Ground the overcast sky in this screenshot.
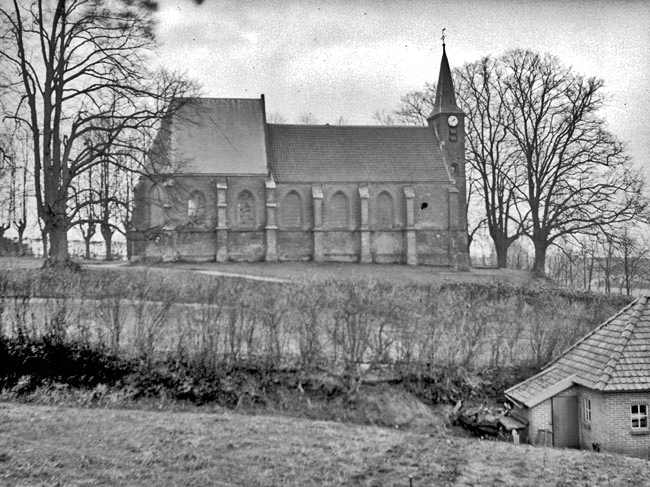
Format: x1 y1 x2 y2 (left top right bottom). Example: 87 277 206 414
153 0 650 171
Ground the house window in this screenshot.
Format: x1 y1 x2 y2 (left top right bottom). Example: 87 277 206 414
237 190 255 228
376 191 394 229
187 190 206 224
631 404 648 429
282 191 302 229
329 192 349 229
583 397 591 422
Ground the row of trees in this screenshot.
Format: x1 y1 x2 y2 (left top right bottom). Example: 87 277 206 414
546 226 650 295
0 0 198 265
0 131 29 252
378 50 648 275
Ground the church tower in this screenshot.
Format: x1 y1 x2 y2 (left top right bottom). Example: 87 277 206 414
427 38 469 269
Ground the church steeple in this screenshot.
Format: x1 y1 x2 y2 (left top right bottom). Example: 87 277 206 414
426 32 469 271
429 41 462 119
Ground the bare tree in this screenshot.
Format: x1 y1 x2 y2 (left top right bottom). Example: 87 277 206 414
10 139 29 254
618 227 649 296
74 162 97 260
297 112 319 124
383 50 646 274
455 57 526 267
502 50 646 275
0 0 198 266
266 111 287 124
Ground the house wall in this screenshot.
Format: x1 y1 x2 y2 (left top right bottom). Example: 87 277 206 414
577 387 605 453
525 387 650 458
588 390 650 458
527 399 553 446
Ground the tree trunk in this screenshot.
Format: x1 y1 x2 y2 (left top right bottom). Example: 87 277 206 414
495 240 508 268
490 230 512 269
104 234 113 261
126 230 132 261
16 221 26 256
40 229 49 258
46 225 70 266
532 239 548 276
101 223 114 261
83 236 92 260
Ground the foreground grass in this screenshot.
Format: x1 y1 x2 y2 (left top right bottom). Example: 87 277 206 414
1 403 648 487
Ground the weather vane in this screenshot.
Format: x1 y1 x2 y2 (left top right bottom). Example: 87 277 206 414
441 28 446 46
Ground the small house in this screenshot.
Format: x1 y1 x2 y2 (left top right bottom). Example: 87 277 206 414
505 294 650 458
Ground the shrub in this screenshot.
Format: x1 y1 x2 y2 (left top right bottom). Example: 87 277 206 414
0 335 129 392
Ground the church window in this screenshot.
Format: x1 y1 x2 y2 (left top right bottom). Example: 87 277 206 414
187 190 206 224
237 190 256 228
282 191 303 229
376 191 394 229
329 191 349 229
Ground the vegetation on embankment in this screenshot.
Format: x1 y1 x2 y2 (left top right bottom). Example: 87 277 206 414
0 264 634 421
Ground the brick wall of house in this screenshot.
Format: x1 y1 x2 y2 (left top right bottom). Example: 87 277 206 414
528 399 553 446
596 391 650 458
526 387 650 458
577 387 603 452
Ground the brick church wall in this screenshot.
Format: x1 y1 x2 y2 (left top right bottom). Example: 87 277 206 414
131 177 464 266
276 184 313 261
225 176 267 261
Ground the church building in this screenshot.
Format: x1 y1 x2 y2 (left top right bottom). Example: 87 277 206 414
130 45 469 268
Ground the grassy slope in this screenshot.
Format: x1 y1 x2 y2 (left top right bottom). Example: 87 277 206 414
1 402 648 487
2 255 544 287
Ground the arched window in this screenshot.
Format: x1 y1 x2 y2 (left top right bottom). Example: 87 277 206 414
187 190 206 224
329 191 349 229
376 191 394 229
282 191 302 229
237 190 256 228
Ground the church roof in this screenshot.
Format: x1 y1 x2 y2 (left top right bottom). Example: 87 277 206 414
266 124 450 183
429 44 463 118
505 295 650 407
166 98 269 175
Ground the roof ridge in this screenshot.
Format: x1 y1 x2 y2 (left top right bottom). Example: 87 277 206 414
595 295 648 389
535 296 640 375
267 123 431 129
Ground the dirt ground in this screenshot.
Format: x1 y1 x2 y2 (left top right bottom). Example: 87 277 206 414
1 402 648 487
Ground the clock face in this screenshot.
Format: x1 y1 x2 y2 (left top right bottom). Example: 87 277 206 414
447 115 459 127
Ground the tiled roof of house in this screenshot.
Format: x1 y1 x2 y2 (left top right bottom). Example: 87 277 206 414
506 295 650 407
266 124 451 183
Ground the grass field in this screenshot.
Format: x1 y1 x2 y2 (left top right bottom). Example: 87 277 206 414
1 255 546 287
1 402 648 487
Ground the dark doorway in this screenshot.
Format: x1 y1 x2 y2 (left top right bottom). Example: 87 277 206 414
552 396 580 448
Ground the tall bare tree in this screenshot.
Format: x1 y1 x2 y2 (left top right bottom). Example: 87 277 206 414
455 57 527 267
502 50 646 275
0 0 197 266
384 50 646 274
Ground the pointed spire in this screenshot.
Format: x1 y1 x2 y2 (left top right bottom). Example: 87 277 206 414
429 35 462 119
